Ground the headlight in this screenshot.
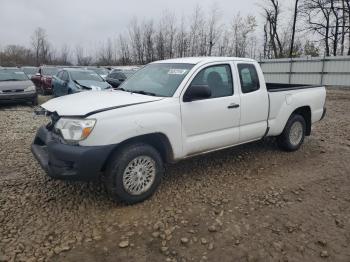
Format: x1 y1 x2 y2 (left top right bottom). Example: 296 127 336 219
54 118 96 142
24 85 36 92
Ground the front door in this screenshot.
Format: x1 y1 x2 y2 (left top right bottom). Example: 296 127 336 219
181 63 241 156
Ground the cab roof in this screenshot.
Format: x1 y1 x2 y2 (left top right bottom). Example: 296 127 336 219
152 56 256 65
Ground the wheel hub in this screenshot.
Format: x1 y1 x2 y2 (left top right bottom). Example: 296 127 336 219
122 156 156 196
289 121 303 146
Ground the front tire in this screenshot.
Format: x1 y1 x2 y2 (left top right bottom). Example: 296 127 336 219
105 143 164 204
32 96 38 106
277 114 306 152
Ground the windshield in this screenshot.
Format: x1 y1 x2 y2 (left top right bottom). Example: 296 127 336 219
42 67 59 76
22 67 37 75
122 70 136 78
91 68 108 75
0 69 29 81
70 70 104 82
121 63 194 97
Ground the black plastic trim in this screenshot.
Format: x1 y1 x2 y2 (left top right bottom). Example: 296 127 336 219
267 83 323 92
31 126 116 181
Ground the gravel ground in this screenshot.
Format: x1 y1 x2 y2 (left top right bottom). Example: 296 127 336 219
0 88 349 262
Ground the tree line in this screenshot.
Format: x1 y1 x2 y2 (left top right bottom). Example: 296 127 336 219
0 0 349 67
263 0 350 58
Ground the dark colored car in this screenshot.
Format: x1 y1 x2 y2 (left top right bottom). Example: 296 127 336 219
0 68 38 105
31 66 59 95
106 69 137 88
21 66 38 79
52 68 112 97
89 67 109 79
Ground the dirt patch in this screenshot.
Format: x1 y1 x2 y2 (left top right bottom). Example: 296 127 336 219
0 89 349 262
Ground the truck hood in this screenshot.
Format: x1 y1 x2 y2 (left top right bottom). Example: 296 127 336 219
41 90 163 117
0 80 33 91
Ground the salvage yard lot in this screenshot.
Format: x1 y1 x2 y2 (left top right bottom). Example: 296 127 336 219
0 88 349 262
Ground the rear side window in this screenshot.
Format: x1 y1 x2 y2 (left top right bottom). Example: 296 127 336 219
238 64 260 94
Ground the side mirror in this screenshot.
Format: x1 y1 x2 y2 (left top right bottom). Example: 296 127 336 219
183 84 211 102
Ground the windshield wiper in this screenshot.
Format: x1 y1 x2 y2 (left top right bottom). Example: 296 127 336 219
2 79 21 81
130 90 157 96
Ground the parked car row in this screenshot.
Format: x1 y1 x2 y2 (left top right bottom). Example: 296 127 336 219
32 66 138 96
0 65 139 105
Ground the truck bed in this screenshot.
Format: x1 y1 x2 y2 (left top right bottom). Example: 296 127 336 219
266 84 326 137
266 83 322 92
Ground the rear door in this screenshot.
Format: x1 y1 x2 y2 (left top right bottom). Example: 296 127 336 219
235 62 269 142
180 63 241 156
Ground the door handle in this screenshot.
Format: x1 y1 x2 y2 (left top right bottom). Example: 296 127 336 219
227 103 240 109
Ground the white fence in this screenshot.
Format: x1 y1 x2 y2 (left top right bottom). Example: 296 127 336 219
259 56 350 86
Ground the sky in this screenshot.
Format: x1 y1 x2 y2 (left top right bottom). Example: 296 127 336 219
0 0 292 52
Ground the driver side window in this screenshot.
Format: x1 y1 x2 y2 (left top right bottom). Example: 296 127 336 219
61 71 69 82
191 64 233 99
57 71 63 79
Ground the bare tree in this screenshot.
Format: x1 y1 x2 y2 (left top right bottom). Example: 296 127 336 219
330 0 340 55
189 5 204 56
345 0 350 55
302 0 333 56
129 18 144 64
0 45 34 66
290 0 300 57
31 27 51 65
217 29 231 56
232 13 257 57
155 23 165 60
142 20 155 63
175 14 188 57
207 3 221 56
162 11 177 58
117 34 131 65
59 44 71 65
340 0 346 55
263 0 284 58
75 45 92 66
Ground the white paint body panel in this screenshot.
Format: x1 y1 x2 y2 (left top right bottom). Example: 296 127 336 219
267 86 326 136
41 57 326 161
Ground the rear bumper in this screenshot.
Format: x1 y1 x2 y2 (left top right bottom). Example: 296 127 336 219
0 91 37 102
31 126 115 181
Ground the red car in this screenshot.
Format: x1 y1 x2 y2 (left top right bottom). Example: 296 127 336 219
31 66 59 95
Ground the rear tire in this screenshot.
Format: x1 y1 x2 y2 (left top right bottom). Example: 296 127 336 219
277 114 306 152
104 143 164 204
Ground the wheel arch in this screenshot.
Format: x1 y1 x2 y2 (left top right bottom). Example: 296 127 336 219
291 106 311 136
100 132 174 172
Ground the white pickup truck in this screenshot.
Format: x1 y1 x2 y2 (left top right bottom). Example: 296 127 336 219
32 57 326 204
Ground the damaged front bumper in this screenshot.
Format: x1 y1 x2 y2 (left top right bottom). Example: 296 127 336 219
31 125 115 181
